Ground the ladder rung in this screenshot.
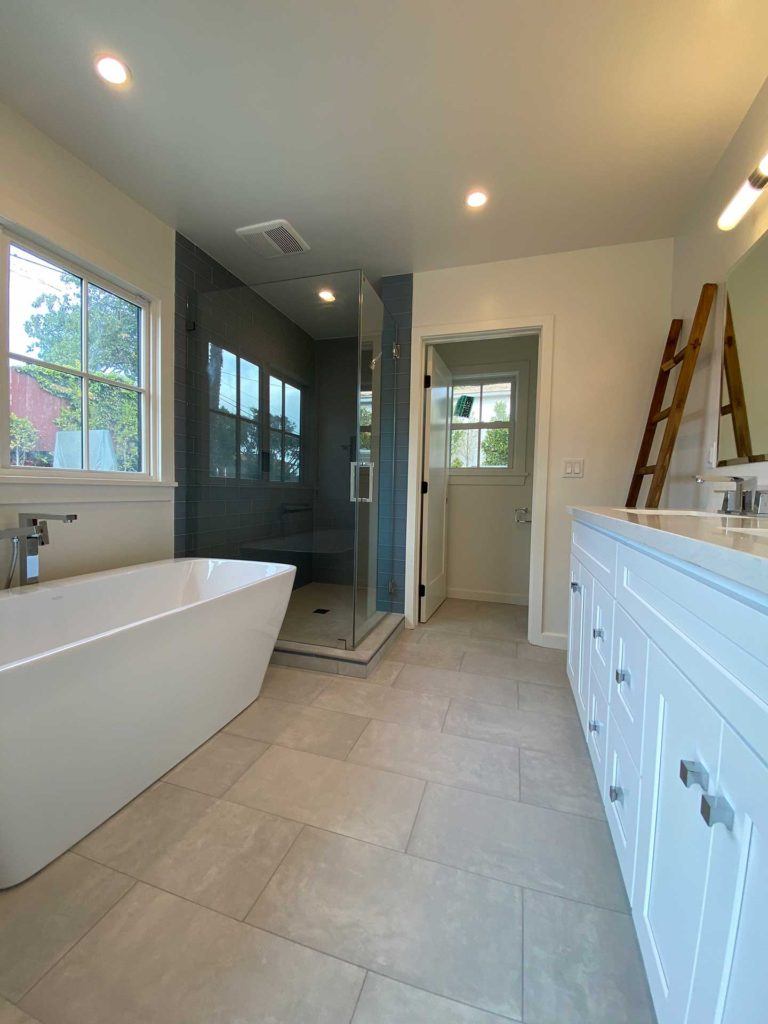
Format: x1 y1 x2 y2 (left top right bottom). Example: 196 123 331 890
637 464 656 475
661 348 687 372
721 403 733 415
652 406 671 424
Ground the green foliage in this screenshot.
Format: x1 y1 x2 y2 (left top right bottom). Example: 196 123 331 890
480 400 510 467
19 286 141 472
9 413 38 465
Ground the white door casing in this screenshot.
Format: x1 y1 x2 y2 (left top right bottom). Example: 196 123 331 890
419 348 452 622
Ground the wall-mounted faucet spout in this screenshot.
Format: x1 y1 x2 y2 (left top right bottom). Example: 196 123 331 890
3 511 80 586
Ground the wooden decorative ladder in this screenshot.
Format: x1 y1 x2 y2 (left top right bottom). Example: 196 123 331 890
626 282 718 508
721 296 753 460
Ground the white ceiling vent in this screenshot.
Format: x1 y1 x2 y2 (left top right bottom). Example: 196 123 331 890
235 219 310 258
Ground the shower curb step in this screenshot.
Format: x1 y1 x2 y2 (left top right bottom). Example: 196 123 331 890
271 614 404 677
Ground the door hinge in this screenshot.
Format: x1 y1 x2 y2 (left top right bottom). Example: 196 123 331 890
421 480 429 494
387 578 398 595
419 584 426 597
424 374 431 388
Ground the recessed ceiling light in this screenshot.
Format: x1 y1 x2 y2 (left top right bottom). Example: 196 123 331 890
95 55 131 86
318 289 336 302
466 190 488 209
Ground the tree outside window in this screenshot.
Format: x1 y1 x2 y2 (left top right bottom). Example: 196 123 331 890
450 379 515 470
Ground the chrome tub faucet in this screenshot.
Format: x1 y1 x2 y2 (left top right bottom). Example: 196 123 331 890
1 512 78 588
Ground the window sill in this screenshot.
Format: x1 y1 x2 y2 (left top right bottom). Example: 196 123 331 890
0 471 176 504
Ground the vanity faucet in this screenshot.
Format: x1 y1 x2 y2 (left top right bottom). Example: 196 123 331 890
695 475 758 515
11 512 78 586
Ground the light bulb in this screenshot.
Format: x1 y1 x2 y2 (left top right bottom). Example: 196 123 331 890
717 180 763 231
95 55 131 86
466 190 488 208
318 289 336 303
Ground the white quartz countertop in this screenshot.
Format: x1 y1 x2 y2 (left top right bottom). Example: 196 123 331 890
568 506 768 598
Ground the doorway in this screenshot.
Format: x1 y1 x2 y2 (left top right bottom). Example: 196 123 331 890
406 317 554 647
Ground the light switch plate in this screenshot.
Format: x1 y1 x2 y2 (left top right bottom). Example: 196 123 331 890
563 458 584 478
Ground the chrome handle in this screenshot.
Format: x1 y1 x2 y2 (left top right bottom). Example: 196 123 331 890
700 794 734 831
361 461 374 504
570 581 581 593
349 461 357 502
615 668 629 686
679 759 709 792
588 719 600 734
593 627 604 640
609 785 623 804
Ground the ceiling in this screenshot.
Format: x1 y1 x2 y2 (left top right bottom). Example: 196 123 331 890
1 1 767 286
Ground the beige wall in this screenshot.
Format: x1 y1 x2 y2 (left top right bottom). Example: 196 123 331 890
436 335 538 605
413 238 674 641
668 78 768 508
0 101 176 580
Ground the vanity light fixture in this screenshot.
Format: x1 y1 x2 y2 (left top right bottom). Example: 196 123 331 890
318 289 336 303
717 153 768 231
466 190 488 209
94 55 131 87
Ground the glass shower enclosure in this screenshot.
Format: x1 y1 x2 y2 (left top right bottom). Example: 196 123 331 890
250 270 397 650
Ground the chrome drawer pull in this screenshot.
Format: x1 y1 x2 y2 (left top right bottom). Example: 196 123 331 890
615 668 630 686
679 759 709 792
588 719 600 734
700 794 734 831
592 627 604 640
609 785 624 804
570 581 581 593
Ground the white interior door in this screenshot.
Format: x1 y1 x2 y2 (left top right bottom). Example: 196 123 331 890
420 348 452 622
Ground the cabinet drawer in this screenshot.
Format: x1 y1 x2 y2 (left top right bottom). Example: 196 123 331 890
605 711 641 900
572 521 617 595
611 604 649 770
588 578 614 698
586 669 608 788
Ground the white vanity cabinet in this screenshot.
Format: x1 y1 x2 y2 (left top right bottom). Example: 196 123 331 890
568 509 768 1024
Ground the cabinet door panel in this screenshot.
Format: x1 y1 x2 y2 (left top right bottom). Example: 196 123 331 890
586 669 608 787
589 578 614 697
567 556 584 691
688 725 768 1024
611 604 649 770
576 568 594 734
634 644 722 1024
605 711 641 899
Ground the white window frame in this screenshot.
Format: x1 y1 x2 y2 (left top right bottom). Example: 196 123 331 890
207 342 261 481
448 362 530 481
0 228 156 483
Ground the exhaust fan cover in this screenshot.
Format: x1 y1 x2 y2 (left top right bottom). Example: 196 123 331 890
235 219 310 258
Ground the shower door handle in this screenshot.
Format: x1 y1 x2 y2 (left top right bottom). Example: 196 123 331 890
349 462 357 502
360 462 374 503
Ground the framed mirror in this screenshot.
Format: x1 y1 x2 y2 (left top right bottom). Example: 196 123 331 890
717 230 768 465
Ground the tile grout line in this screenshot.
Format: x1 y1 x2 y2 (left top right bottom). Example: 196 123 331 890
402 780 429 854
345 969 368 1024
16 875 138 1005
240 823 307 922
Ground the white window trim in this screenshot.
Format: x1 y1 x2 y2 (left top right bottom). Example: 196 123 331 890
0 227 162 486
448 362 530 480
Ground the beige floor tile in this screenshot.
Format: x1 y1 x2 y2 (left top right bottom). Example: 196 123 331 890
470 605 528 641
515 641 568 665
445 698 589 759
77 783 300 919
0 853 133 1002
225 696 368 758
394 663 518 707
352 974 514 1023
259 665 334 705
409 784 627 912
163 732 268 796
226 746 424 850
348 720 519 798
387 639 464 670
518 681 578 718
366 659 405 685
21 883 364 1024
520 749 605 819
248 828 523 1018
461 650 569 687
523 889 654 1024
313 678 449 729
0 997 40 1024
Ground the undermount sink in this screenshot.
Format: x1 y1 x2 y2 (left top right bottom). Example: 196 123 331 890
611 508 721 518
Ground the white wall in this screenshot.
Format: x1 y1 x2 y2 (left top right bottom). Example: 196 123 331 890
437 335 538 605
0 101 176 580
668 78 768 508
413 238 673 640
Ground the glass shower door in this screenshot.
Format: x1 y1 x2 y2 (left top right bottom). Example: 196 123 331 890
352 277 394 646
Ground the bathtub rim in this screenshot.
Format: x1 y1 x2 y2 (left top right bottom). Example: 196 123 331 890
0 556 296 675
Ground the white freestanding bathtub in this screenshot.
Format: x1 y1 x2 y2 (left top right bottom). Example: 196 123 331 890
0 557 295 888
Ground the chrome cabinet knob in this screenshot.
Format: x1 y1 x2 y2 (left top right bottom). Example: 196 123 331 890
570 581 581 593
679 759 709 792
592 627 604 639
700 794 734 831
609 785 624 804
588 719 600 734
615 668 630 686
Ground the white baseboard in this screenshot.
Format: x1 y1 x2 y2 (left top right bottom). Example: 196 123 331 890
528 629 567 651
447 587 528 605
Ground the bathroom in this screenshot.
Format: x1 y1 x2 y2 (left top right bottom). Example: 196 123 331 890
1 3 768 1023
